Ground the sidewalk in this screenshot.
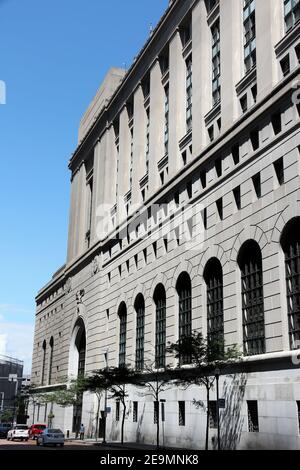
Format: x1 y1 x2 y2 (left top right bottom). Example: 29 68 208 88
65 437 194 451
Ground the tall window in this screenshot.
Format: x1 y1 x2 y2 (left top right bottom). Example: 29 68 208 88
114 119 120 202
284 0 300 32
41 340 46 386
135 295 145 370
186 57 192 131
204 258 224 346
281 218 300 350
118 303 127 367
48 337 54 385
145 107 150 174
176 273 192 364
238 240 265 355
154 284 166 369
243 0 256 73
164 85 169 155
129 127 134 190
211 20 221 106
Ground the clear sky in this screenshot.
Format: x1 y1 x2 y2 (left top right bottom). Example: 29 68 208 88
0 0 168 373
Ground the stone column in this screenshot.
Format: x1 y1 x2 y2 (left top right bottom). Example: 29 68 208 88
192 0 211 155
220 0 243 132
149 59 164 194
169 30 185 176
132 85 146 207
256 0 282 101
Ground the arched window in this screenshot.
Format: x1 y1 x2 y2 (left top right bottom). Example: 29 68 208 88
280 218 300 350
204 258 224 345
41 340 46 386
135 295 145 370
72 318 86 433
154 284 166 369
118 303 127 367
48 337 54 385
238 240 265 356
176 273 192 364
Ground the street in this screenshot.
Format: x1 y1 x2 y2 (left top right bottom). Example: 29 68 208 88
0 438 101 450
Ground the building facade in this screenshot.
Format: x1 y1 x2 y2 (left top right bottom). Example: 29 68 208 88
30 0 300 449
0 355 23 418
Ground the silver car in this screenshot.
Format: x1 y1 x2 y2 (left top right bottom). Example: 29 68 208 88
36 428 65 447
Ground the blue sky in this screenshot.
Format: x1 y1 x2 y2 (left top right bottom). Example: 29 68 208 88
0 0 167 373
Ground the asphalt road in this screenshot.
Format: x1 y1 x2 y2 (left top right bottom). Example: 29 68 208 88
0 438 102 450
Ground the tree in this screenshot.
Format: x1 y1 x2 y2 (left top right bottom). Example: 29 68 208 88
167 332 240 450
85 366 134 445
133 360 172 449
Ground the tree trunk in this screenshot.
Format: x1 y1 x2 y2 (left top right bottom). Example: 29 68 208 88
156 401 160 449
205 386 210 451
95 396 100 441
121 401 126 445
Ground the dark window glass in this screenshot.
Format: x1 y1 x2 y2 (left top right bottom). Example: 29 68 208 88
238 241 265 355
177 273 192 364
154 285 166 368
247 401 259 432
135 296 145 370
204 259 224 347
118 303 127 367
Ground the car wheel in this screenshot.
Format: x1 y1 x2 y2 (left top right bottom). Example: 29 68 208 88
36 439 39 446
25 438 28 442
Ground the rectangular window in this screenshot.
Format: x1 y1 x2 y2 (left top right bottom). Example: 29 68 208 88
240 94 248 113
297 402 300 433
186 57 193 131
133 402 138 423
202 208 208 230
154 401 159 424
215 158 222 177
274 158 284 185
209 401 218 428
129 127 134 190
284 0 300 32
164 85 169 154
211 20 221 106
116 401 120 421
250 129 259 151
243 0 256 73
200 170 207 189
233 186 241 210
280 54 291 76
153 241 157 259
271 112 282 135
208 125 214 142
179 401 185 426
161 401 165 422
119 310 127 367
232 144 240 165
216 198 223 221
252 172 261 198
247 401 259 432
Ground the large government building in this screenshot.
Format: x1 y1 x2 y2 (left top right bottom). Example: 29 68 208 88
30 0 300 449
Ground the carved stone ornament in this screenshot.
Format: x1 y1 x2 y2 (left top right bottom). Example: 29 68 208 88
91 255 100 276
65 277 72 293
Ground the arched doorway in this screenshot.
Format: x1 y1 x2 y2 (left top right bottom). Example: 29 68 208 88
69 318 86 434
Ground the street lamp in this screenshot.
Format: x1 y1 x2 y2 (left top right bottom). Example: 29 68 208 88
214 367 221 451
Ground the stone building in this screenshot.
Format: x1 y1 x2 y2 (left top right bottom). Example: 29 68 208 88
30 0 300 449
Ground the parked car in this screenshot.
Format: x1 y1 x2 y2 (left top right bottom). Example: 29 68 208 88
7 424 29 441
29 423 46 439
0 423 12 438
36 428 65 447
